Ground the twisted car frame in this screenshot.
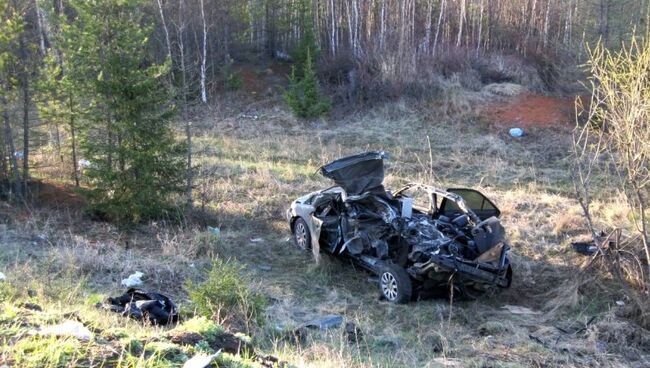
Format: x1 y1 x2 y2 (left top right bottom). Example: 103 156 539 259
287 151 512 303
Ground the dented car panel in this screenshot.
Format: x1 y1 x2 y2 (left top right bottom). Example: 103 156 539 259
287 151 512 302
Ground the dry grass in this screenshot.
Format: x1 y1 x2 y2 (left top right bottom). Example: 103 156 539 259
1 93 649 367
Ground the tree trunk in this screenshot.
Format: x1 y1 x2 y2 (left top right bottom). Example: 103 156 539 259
477 0 484 56
68 94 79 187
1 90 22 199
433 0 446 57
18 33 30 194
424 0 433 54
178 0 192 208
457 0 466 47
200 0 207 103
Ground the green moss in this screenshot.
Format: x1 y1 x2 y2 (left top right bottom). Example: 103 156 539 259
143 341 188 362
12 336 90 368
175 316 224 344
216 351 263 368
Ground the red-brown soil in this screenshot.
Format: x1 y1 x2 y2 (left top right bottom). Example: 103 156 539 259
483 94 582 128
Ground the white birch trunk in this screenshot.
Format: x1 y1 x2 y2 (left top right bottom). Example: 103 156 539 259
433 0 446 57
423 0 433 54
477 0 484 56
457 0 466 47
200 0 208 103
156 0 173 60
34 0 47 55
542 0 551 49
380 0 385 50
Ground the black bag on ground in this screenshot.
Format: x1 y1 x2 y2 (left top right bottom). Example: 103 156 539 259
98 288 179 325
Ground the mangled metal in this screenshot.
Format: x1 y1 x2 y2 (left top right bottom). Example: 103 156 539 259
287 151 512 302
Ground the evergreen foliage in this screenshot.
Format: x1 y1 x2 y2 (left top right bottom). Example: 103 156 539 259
284 50 331 119
284 0 330 119
68 0 185 223
289 0 320 72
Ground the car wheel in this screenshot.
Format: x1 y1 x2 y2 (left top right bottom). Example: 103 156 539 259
293 218 311 250
379 263 412 303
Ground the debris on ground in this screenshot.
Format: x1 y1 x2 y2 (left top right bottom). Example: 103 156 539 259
97 288 178 325
250 237 264 243
0 272 5 281
509 127 524 137
344 322 363 343
572 241 598 255
501 305 542 315
121 271 144 288
18 302 42 311
305 314 344 330
207 226 220 236
182 350 221 368
38 320 92 341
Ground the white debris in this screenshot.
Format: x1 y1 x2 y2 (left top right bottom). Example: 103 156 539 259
121 271 144 288
0 272 5 281
250 238 263 243
183 350 221 368
39 320 92 341
501 305 542 315
616 300 625 306
78 159 92 168
207 226 220 237
509 127 524 138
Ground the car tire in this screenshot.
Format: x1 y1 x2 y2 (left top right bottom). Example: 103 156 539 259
379 263 412 303
293 218 311 251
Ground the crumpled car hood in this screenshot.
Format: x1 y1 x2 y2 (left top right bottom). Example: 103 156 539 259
319 151 388 196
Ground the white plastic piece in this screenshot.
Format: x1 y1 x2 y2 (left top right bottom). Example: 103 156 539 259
183 350 221 368
401 198 413 219
121 271 144 288
207 226 220 236
0 272 5 281
509 128 524 137
39 320 92 341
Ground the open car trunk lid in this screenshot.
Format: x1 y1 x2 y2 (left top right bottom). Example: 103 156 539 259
319 151 388 196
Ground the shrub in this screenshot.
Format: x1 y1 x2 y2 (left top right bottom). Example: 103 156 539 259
225 72 243 91
284 50 331 119
186 259 266 329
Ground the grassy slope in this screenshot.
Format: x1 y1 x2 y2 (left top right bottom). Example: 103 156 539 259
1 92 649 367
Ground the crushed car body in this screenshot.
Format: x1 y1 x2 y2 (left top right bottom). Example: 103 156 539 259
287 151 512 303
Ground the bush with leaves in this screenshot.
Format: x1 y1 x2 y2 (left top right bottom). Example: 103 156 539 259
186 259 266 330
572 36 650 326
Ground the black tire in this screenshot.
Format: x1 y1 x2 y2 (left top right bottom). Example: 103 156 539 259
292 218 311 250
379 263 412 303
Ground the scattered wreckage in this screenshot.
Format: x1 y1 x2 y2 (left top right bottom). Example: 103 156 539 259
287 151 512 303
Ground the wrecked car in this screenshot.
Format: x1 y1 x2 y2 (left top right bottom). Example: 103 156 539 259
287 151 512 303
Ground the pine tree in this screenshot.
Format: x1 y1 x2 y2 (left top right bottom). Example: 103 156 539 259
0 0 23 198
290 0 320 74
284 49 331 119
69 0 185 223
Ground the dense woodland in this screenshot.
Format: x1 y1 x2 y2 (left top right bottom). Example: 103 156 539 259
0 0 648 221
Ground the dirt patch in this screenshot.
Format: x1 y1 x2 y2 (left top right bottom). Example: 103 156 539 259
234 62 291 95
483 94 579 128
27 180 85 210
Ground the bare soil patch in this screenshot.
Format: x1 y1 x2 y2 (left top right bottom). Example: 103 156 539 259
483 93 578 128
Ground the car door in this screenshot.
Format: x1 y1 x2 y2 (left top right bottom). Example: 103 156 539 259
440 188 500 220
